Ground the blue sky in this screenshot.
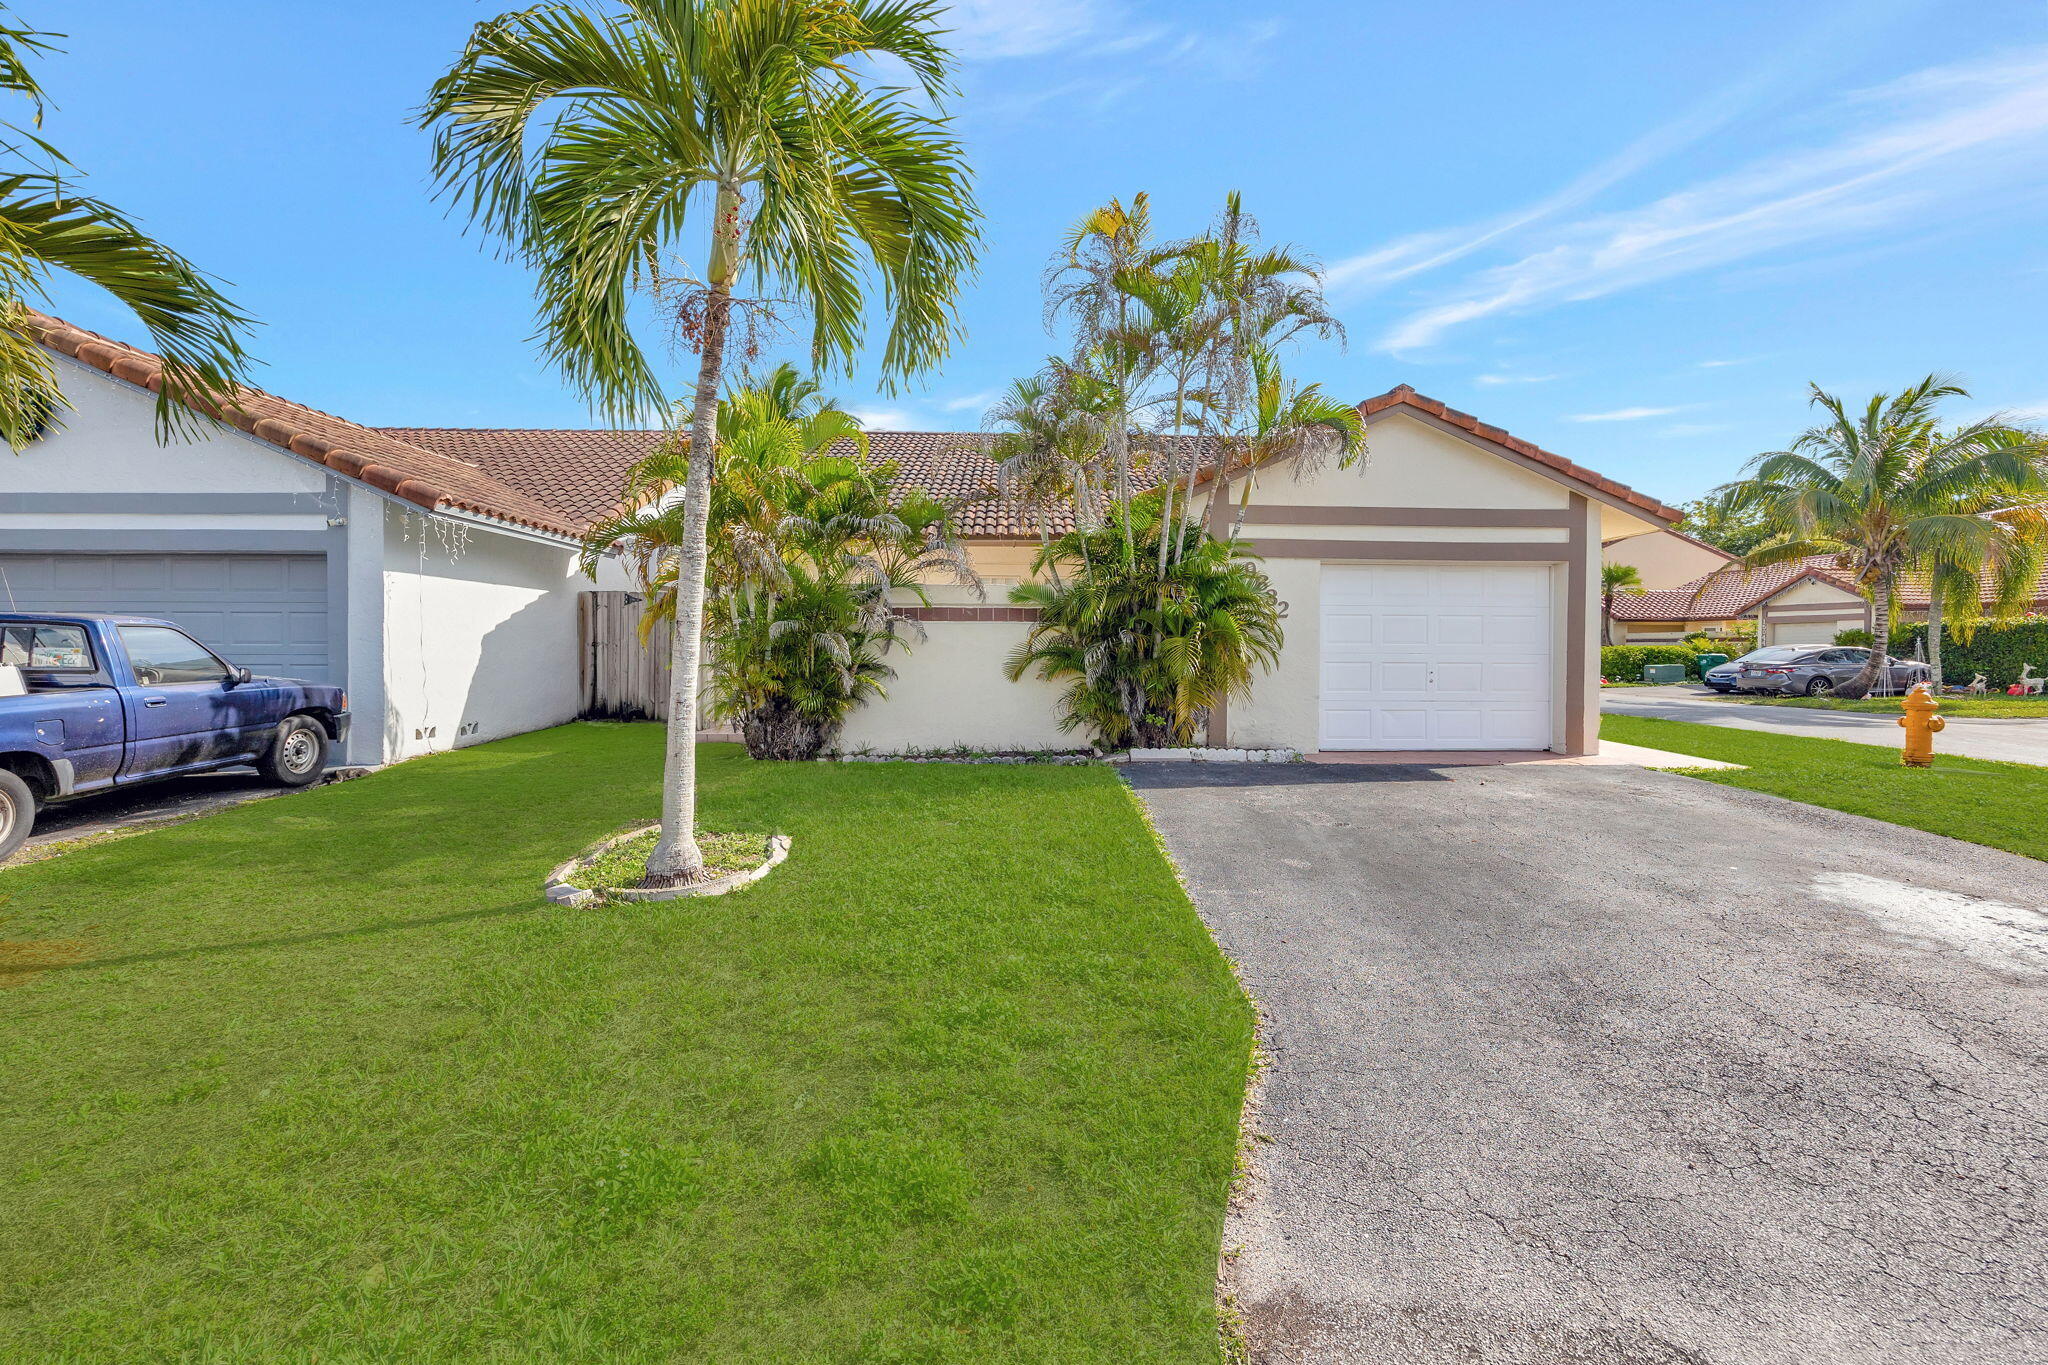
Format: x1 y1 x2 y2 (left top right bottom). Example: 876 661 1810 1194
30 0 2048 504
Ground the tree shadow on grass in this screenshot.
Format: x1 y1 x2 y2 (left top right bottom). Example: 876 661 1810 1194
0 897 556 982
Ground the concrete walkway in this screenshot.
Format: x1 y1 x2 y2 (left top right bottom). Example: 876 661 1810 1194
1604 684 2048 765
1128 761 2048 1364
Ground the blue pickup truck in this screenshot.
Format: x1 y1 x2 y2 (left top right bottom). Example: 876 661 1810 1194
0 613 349 859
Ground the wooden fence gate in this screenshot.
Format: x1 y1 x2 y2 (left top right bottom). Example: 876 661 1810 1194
578 591 673 721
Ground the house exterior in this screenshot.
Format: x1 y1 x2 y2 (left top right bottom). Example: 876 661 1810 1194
1 312 631 767
1607 556 1875 647
7 313 1682 763
1604 526 1735 593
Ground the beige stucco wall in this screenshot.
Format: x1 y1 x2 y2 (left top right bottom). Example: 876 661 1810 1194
1604 529 1730 590
835 618 1075 753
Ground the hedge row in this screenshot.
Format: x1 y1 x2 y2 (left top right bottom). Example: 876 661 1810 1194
1601 644 1706 681
1896 617 2048 687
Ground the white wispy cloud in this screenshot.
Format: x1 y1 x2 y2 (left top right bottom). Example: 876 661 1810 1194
850 407 915 430
1474 372 1559 386
1568 405 1688 422
938 388 1000 413
942 0 1113 60
1365 43 2048 352
1697 357 1759 369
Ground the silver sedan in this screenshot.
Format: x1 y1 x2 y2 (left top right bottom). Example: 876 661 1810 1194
1735 646 1934 696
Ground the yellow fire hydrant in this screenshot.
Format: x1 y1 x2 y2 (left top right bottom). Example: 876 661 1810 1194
1898 683 1944 767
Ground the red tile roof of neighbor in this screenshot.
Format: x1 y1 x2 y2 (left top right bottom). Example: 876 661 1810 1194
1609 556 1866 621
28 311 1682 538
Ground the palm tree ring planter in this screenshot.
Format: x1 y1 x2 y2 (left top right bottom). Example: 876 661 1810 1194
543 827 791 907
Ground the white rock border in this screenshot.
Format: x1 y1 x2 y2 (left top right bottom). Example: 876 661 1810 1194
1109 747 1302 764
543 825 791 906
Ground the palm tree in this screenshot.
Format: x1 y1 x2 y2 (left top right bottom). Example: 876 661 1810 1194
1601 563 1644 645
422 0 980 886
1717 379 2048 699
1216 343 1366 541
0 12 251 448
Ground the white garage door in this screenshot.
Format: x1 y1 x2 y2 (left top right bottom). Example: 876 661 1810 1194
1320 563 1553 750
0 553 330 681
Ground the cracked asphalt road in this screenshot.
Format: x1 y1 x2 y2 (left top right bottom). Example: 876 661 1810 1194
1125 762 2048 1365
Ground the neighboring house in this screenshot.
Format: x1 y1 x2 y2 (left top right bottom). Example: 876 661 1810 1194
1 312 633 767
1608 556 1873 647
1608 553 2048 649
6 313 1682 761
1603 526 1734 591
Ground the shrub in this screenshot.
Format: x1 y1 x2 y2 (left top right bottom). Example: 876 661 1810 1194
1601 644 1704 682
1897 616 2048 688
1009 504 1283 748
1833 628 1874 647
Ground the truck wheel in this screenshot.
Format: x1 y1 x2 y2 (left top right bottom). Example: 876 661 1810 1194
0 769 35 862
259 716 329 787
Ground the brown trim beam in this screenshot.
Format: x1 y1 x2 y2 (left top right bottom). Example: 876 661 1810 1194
898 605 1040 622
1564 495 1590 756
1244 539 1571 562
1238 505 1576 527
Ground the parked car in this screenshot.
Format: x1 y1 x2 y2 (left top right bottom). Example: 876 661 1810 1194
1734 646 1933 697
0 613 349 859
1703 645 1823 692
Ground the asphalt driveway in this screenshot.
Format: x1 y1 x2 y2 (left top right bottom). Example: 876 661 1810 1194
1127 762 2047 1365
1605 684 2048 765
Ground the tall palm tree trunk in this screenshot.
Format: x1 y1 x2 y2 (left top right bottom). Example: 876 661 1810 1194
1926 576 1945 686
647 185 740 886
1840 570 1894 700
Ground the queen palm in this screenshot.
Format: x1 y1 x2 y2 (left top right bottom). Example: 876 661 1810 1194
422 0 979 885
0 12 250 447
1216 343 1366 542
1717 378 2048 699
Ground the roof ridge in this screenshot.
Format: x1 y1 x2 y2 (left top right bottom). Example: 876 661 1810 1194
1359 383 1682 523
25 309 577 537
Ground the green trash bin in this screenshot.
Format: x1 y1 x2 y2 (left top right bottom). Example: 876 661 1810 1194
1696 652 1729 674
1641 663 1688 684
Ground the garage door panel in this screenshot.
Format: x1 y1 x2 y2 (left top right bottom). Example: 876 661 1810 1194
1320 562 1554 751
0 553 330 682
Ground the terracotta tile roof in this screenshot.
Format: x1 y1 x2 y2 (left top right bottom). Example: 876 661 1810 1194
1896 565 2048 611
1359 384 1684 523
31 307 1682 545
28 311 584 538
1609 556 1866 621
389 427 1220 539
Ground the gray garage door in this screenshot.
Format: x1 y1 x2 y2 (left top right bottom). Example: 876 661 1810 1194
0 553 331 681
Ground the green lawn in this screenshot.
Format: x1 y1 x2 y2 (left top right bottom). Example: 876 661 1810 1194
1739 693 2048 718
1604 714 2048 861
0 725 1252 1363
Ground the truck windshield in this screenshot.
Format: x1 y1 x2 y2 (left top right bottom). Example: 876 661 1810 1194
0 622 94 673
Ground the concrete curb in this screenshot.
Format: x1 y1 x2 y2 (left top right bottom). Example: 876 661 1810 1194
1110 747 1303 764
543 828 791 907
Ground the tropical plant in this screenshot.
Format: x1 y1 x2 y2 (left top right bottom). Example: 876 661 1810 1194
583 365 978 761
1672 494 1775 556
423 0 980 884
0 10 251 448
1007 501 1283 749
1214 343 1366 541
1715 378 2048 698
1601 563 1644 644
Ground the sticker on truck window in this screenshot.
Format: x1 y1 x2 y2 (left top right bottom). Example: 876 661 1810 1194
0 623 93 672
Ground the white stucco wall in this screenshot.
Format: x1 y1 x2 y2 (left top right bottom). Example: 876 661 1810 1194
836 618 1075 752
3 356 328 504
379 505 589 763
